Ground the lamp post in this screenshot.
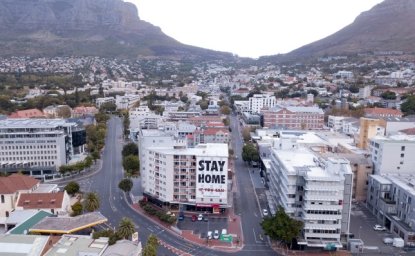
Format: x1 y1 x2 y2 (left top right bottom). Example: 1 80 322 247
359 226 362 239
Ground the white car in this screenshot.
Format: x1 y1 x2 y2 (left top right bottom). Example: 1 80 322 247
207 231 213 240
221 229 227 236
373 224 387 231
197 214 203 221
213 230 220 239
383 237 393 245
262 209 269 217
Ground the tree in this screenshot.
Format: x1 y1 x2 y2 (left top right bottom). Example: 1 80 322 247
71 202 83 216
197 100 209 110
64 181 80 196
307 89 318 97
220 105 231 115
119 178 134 193
56 105 72 118
242 143 259 163
380 91 397 100
242 127 251 142
84 192 100 212
261 206 303 247
100 102 117 113
401 95 415 116
122 155 140 176
143 234 159 256
122 143 139 157
117 217 136 239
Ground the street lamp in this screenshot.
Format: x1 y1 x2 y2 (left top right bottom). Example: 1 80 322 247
359 226 362 239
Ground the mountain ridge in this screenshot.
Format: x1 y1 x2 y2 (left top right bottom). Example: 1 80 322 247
0 0 233 59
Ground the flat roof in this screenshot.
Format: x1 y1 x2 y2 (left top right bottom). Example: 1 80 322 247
29 212 107 234
0 118 75 129
152 143 228 157
34 184 58 193
45 235 108 256
0 234 49 256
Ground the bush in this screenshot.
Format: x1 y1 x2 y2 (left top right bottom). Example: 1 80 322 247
141 203 177 224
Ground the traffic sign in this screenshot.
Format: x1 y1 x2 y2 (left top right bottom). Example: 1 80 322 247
219 234 233 243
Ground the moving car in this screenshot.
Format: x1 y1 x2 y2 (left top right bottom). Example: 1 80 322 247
373 224 387 231
262 209 269 217
213 230 220 239
197 214 204 221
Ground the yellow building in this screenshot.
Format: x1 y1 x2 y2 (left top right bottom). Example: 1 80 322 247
358 118 386 149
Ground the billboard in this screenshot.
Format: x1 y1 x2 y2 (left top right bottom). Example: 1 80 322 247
196 156 228 202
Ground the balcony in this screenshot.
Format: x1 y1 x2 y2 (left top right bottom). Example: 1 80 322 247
303 212 341 221
303 203 343 211
305 184 343 191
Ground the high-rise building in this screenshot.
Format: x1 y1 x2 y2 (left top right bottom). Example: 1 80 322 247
138 130 229 213
268 137 353 249
248 94 276 114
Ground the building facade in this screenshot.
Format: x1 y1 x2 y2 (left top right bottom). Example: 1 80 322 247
268 137 353 249
262 106 324 130
357 117 386 149
139 130 229 213
249 94 276 114
369 134 415 174
0 119 86 177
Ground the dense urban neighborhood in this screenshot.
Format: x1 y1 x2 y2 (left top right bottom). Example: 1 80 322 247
0 52 415 256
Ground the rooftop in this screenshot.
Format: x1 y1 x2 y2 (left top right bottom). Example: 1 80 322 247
151 143 228 157
0 118 75 129
0 174 39 194
17 192 66 209
30 212 108 234
0 234 49 256
8 210 53 235
44 235 108 256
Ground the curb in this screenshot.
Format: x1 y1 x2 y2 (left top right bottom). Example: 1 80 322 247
44 159 103 185
122 193 244 254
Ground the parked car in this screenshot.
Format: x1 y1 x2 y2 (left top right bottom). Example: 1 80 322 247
262 209 269 217
221 229 227 236
383 237 393 245
198 214 204 221
393 238 404 248
191 215 197 222
373 224 387 231
203 215 209 222
178 213 185 221
213 230 220 239
207 231 213 240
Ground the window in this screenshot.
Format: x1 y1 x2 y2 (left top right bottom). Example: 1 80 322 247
401 146 405 151
401 153 404 158
1 195 4 203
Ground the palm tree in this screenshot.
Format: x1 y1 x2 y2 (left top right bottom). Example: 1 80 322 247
84 192 100 212
117 217 136 239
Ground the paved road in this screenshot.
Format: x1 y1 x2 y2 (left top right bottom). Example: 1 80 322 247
68 115 276 255
229 114 275 254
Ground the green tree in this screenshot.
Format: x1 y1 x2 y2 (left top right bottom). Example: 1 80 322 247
197 100 209 110
261 207 303 247
242 143 259 163
122 155 140 176
220 105 231 115
143 234 159 256
118 178 134 193
117 217 136 239
307 89 319 97
122 143 139 157
64 181 80 196
401 95 415 116
380 91 397 100
100 102 117 113
71 202 83 216
84 192 100 212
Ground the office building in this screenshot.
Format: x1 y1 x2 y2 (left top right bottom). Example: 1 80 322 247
261 106 324 129
0 119 86 177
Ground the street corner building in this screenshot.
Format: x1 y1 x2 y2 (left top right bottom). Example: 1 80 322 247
139 134 229 214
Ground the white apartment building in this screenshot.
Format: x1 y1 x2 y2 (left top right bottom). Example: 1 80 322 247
370 134 415 174
115 94 140 110
359 86 372 99
95 97 115 108
0 119 86 178
249 94 276 114
139 129 228 213
268 137 353 249
328 116 346 131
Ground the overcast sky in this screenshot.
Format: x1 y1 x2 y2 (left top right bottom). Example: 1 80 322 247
130 0 383 58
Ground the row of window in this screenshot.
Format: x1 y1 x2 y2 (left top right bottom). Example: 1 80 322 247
0 156 57 161
1 145 57 150
1 151 58 155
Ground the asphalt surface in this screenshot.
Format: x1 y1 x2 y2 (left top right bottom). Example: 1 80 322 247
62 115 276 256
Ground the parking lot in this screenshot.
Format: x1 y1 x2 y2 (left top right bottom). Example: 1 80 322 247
177 214 228 239
350 203 407 255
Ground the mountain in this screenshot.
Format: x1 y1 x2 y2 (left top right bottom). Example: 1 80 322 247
0 0 231 59
285 0 415 59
